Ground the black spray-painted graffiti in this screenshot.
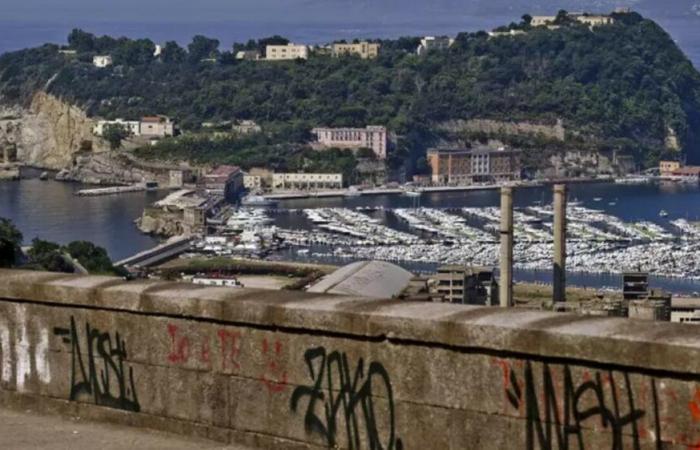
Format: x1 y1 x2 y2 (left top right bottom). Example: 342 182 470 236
499 359 661 450
290 347 403 450
54 317 140 412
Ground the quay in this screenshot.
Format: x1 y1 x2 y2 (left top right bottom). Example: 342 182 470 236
76 182 157 197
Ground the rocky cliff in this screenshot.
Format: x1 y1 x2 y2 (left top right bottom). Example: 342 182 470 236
0 91 108 170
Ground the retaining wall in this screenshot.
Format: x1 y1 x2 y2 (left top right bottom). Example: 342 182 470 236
2 269 700 449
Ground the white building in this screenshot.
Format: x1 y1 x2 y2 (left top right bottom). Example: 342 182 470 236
531 13 615 28
265 44 309 60
311 126 388 159
271 173 343 191
235 50 261 61
93 55 113 68
417 36 454 55
93 119 140 137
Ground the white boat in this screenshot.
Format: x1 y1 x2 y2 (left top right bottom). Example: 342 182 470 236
241 195 277 207
593 197 603 202
404 190 422 197
659 210 669 218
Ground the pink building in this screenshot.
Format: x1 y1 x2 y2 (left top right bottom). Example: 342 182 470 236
311 126 388 159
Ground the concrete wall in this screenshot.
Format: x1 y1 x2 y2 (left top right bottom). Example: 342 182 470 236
3 269 700 448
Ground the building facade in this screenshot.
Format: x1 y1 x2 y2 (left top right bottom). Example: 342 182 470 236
416 36 454 55
271 173 343 191
311 126 388 159
427 147 522 185
660 160 682 177
235 50 260 61
531 13 615 27
203 165 244 200
243 174 263 191
93 55 113 68
93 119 140 137
265 44 308 60
332 41 380 59
140 116 174 138
430 265 498 306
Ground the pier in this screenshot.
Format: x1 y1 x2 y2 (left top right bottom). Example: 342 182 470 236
76 182 157 196
115 235 195 268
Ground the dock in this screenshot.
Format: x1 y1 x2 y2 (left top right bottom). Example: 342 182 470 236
76 182 158 197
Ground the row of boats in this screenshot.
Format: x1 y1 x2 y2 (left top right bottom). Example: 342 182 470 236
189 203 700 280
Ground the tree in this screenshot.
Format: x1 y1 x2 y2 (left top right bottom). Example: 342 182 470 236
522 14 533 26
103 124 130 150
112 38 156 65
27 238 71 272
257 35 289 53
64 241 116 274
67 29 96 53
0 218 22 268
187 35 220 63
162 41 186 63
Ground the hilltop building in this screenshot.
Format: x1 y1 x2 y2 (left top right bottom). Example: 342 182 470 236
427 146 522 185
232 120 261 134
416 36 454 55
311 126 388 159
92 55 112 68
93 116 175 138
265 44 308 60
140 116 174 138
271 173 343 191
93 119 140 137
235 50 261 61
531 13 615 28
332 41 380 59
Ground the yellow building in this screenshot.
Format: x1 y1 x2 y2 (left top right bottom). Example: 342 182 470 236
332 41 380 59
265 44 308 60
659 160 681 177
272 173 343 191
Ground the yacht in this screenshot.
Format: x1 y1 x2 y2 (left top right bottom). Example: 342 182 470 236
659 210 669 218
241 195 277 207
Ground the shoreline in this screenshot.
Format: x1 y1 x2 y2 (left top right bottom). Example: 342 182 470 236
263 177 618 200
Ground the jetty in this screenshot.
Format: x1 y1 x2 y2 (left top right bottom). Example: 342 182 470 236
76 182 158 197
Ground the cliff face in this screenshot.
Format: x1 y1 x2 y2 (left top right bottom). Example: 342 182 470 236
0 91 108 170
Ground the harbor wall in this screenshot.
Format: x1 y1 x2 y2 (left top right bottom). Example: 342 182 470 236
2 269 700 448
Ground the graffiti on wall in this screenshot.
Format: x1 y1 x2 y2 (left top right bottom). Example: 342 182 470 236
54 316 140 412
290 346 403 450
492 357 700 449
165 324 288 393
0 305 51 392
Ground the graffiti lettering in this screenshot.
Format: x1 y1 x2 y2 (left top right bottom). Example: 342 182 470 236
54 316 140 412
260 338 287 393
290 347 403 450
166 324 190 364
495 359 657 450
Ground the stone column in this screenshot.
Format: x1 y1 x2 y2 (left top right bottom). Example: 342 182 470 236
499 186 513 307
553 184 567 303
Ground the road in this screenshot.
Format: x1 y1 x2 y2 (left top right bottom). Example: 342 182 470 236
0 407 250 449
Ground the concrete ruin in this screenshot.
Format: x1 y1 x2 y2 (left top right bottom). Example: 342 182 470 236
2 269 700 448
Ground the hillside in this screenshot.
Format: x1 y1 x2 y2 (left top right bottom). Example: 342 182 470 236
1 11 700 173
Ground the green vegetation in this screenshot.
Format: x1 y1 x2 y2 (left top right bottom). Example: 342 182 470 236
1 11 700 170
103 123 130 150
0 217 124 275
0 218 23 268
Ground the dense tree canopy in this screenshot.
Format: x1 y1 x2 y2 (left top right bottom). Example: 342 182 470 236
2 12 700 168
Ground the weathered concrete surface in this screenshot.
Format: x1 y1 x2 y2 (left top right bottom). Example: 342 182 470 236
3 269 700 449
0 407 248 449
